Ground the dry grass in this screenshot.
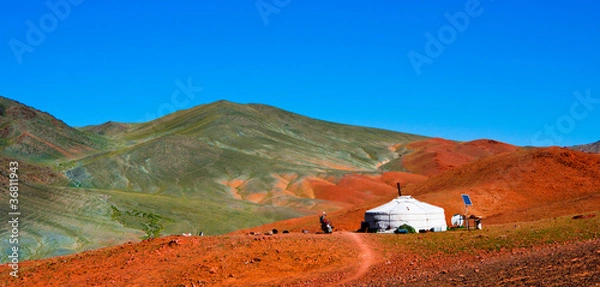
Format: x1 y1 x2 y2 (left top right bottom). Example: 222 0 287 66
373 212 600 257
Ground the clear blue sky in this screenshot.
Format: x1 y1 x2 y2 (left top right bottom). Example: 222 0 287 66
1 0 599 146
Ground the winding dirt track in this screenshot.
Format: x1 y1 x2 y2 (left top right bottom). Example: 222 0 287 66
334 233 376 286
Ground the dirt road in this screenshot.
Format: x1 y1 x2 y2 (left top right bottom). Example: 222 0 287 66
334 233 376 286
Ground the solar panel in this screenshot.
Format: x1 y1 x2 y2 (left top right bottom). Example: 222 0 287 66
461 194 473 206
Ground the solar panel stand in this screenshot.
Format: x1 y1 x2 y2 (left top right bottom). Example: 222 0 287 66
461 194 473 231
466 215 469 231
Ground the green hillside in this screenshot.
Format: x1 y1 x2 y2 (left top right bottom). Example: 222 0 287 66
73 101 423 196
0 98 426 262
0 96 108 162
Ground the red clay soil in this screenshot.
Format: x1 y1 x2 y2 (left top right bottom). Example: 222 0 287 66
407 147 600 224
403 138 519 177
234 172 428 234
0 233 368 287
348 238 600 287
309 172 427 206
233 197 387 236
239 147 600 232
4 231 599 287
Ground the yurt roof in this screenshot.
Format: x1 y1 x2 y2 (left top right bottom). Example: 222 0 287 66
366 195 444 215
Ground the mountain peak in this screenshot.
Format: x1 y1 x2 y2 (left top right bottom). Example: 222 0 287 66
80 121 132 136
0 96 106 161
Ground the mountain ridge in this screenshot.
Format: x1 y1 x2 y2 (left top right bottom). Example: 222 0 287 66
570 140 600 153
0 96 108 161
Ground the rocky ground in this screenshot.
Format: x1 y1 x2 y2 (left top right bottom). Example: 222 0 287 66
2 229 598 287
351 238 600 287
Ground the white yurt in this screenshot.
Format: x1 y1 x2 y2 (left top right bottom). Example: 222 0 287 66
363 196 447 233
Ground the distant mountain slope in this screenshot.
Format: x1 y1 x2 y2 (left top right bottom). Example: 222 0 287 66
402 138 520 176
71 101 426 203
0 96 107 161
0 154 65 187
238 146 600 233
64 101 427 239
80 121 133 137
407 147 600 224
570 140 600 153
